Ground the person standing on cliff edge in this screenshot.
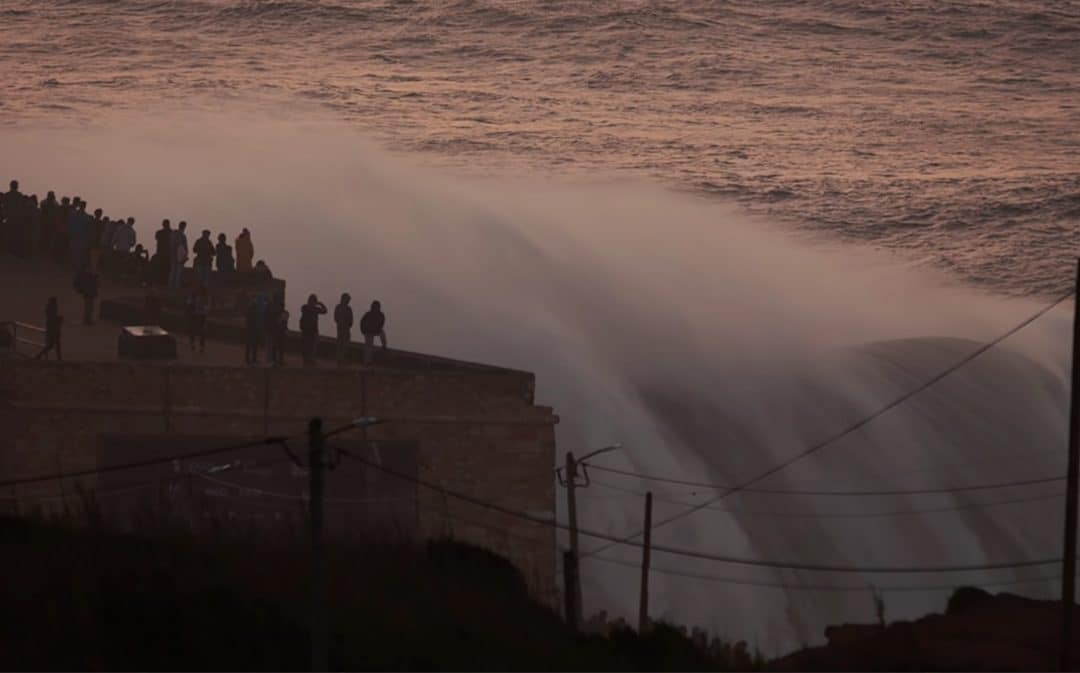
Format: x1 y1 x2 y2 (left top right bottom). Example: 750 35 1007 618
235 228 254 273
169 221 189 290
360 300 388 365
299 294 327 367
334 293 353 367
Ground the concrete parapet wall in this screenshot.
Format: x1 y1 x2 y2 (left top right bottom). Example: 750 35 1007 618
0 359 557 605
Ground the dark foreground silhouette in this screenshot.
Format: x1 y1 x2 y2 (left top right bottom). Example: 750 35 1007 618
770 586 1080 672
0 513 761 671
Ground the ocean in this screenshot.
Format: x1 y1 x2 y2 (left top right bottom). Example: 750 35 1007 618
2 0 1079 654
2 0 1078 292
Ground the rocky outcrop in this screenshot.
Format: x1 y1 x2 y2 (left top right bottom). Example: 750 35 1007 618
771 588 1080 671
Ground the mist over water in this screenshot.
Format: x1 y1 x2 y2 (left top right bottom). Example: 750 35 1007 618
2 114 1074 652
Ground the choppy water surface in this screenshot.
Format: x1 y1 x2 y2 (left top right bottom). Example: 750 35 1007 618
2 0 1078 292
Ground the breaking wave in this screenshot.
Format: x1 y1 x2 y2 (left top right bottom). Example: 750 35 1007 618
1 113 1074 652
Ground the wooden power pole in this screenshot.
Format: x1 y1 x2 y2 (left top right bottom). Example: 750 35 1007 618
639 491 653 633
309 418 328 672
564 451 583 627
1062 258 1080 672
563 549 580 632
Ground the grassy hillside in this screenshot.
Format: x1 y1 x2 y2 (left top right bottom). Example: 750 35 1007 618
0 512 761 671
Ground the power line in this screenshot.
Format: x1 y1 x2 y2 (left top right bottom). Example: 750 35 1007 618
193 471 439 506
582 463 1066 497
0 436 291 489
590 555 1071 594
581 289 1076 559
0 456 293 502
0 476 171 502
334 445 1067 574
584 478 1065 519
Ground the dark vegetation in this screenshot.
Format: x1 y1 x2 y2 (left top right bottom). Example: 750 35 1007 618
0 508 762 671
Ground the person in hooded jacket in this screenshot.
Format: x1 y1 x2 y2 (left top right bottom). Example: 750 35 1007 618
360 300 388 365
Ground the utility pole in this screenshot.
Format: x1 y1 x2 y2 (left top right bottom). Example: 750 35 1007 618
557 444 622 630
563 549 580 632
296 416 382 672
1062 258 1080 672
639 491 653 634
309 417 328 673
564 451 583 627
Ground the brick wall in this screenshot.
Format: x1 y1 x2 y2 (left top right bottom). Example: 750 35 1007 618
0 360 558 605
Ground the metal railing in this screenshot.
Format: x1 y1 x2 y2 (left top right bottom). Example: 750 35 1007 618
1 320 46 357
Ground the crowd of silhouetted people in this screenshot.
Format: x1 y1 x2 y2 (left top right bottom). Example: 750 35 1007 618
241 291 388 367
3 178 388 367
0 179 273 291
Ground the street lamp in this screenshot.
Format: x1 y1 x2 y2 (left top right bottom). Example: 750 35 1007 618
556 443 622 630
322 416 384 440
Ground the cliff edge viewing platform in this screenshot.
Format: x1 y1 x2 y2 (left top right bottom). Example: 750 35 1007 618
0 252 559 606
0 253 531 377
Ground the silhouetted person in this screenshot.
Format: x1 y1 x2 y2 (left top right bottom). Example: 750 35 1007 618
130 244 150 285
170 221 189 289
100 213 118 257
360 300 388 365
74 265 98 325
144 288 162 325
21 194 38 258
67 199 91 269
253 259 272 281
192 229 215 289
52 196 71 264
2 180 24 255
245 295 263 364
235 228 254 273
88 208 105 271
300 294 327 367
215 233 234 275
334 293 353 366
112 217 135 253
186 285 209 353
151 221 167 285
273 300 289 366
35 297 63 361
38 191 58 258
